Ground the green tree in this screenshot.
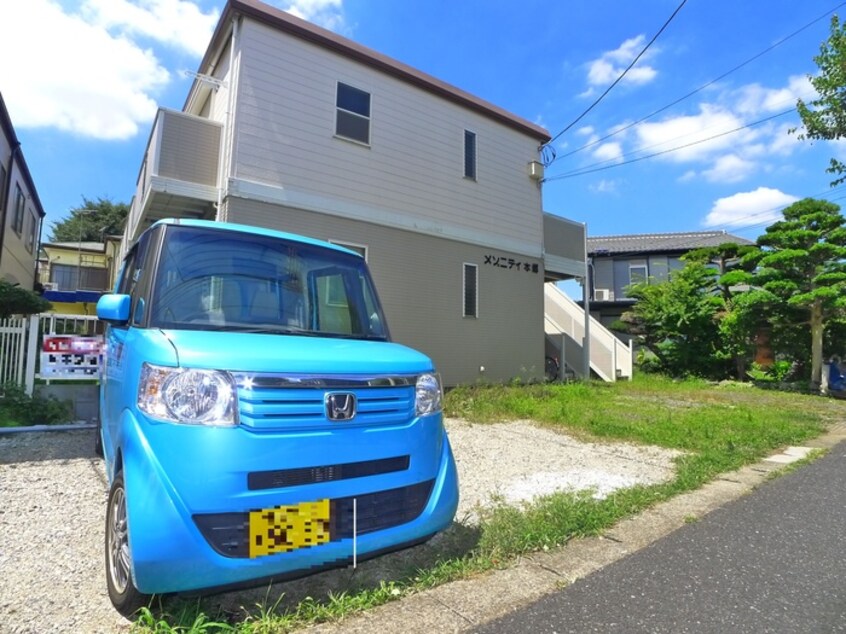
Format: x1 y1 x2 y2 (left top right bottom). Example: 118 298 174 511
49 197 128 243
794 15 846 186
746 198 846 387
620 261 725 378
0 280 51 318
685 243 761 378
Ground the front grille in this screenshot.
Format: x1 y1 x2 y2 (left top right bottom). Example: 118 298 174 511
194 480 434 558
248 456 410 490
232 374 416 430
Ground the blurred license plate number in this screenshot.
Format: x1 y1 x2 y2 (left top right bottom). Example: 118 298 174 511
248 499 331 558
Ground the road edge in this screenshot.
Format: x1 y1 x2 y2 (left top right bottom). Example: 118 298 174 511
304 424 846 633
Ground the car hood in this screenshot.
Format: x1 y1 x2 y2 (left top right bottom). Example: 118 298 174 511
159 329 434 376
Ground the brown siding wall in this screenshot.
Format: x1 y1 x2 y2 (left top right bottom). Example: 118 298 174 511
227 196 544 385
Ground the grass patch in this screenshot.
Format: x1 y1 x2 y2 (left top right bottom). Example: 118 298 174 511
132 374 842 633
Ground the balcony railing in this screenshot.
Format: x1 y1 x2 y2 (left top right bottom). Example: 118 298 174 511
124 108 222 247
543 213 586 280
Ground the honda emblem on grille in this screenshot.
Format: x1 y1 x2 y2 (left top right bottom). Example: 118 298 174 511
325 392 357 421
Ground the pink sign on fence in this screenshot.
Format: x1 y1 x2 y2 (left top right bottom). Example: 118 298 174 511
40 335 103 379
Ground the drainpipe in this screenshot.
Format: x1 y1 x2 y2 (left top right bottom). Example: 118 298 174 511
0 143 21 273
582 225 591 381
217 17 240 223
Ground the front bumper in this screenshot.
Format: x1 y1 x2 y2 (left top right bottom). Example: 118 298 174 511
119 411 459 594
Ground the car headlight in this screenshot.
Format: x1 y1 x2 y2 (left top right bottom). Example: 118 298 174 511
415 372 443 416
138 363 237 426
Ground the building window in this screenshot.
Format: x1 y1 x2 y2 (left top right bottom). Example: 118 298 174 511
0 165 6 215
13 185 25 235
51 263 108 291
329 240 368 261
464 130 476 179
336 82 370 144
25 210 37 253
463 263 478 318
629 263 648 285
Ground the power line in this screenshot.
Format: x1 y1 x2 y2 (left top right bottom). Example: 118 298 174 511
545 92 799 179
544 109 794 182
555 1 846 163
544 0 688 150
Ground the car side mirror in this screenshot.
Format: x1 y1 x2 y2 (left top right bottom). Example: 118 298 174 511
97 294 131 325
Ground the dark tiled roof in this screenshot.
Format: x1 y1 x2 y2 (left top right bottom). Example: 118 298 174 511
587 230 753 256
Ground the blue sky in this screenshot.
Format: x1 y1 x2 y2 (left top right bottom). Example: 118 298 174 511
3 0 846 243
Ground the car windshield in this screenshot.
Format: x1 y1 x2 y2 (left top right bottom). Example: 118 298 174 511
149 225 389 340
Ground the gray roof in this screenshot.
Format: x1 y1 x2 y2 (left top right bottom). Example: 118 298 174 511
45 241 105 251
587 230 753 256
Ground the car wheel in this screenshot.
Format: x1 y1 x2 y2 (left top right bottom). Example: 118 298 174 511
105 472 148 616
94 420 103 458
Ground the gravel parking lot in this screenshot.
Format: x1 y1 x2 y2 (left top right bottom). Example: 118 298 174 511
0 421 680 633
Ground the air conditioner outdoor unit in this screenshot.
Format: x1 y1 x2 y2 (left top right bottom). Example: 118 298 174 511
43 282 59 291
594 288 611 301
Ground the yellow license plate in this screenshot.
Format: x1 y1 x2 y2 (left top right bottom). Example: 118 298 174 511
248 499 331 558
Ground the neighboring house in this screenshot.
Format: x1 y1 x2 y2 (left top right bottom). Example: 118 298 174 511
0 92 45 290
37 237 121 315
586 230 754 335
119 0 587 385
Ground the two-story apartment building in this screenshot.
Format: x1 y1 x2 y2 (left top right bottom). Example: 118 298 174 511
586 230 753 335
0 92 45 290
120 0 584 385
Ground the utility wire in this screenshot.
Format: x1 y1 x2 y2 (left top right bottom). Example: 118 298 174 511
556 1 846 163
544 109 794 182
544 0 688 150
546 92 799 179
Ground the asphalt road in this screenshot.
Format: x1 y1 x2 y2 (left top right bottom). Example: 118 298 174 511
473 441 846 634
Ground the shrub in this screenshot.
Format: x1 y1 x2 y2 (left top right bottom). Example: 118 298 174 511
0 382 73 426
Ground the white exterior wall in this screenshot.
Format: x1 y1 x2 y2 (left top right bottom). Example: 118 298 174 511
229 18 544 257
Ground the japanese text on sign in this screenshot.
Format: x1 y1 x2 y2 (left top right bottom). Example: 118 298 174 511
40 335 103 379
483 254 538 274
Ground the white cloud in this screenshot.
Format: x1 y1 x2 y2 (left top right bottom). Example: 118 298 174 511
734 75 816 116
593 142 623 162
703 187 798 228
585 36 658 88
278 0 348 33
768 122 803 156
635 104 756 162
81 0 219 57
702 154 755 184
0 0 174 140
588 179 618 193
577 126 595 137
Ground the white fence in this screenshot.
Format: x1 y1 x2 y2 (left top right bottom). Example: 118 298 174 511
0 317 28 387
0 313 102 395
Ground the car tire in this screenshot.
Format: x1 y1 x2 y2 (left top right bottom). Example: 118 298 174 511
94 420 103 458
105 472 148 616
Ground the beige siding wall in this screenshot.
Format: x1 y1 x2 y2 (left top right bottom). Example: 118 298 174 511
157 111 221 186
228 196 544 386
0 157 39 288
231 19 544 257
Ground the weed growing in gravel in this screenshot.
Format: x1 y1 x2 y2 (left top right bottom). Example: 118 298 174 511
132 374 841 633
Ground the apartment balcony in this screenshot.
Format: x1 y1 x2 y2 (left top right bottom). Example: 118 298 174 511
543 213 586 281
124 108 223 244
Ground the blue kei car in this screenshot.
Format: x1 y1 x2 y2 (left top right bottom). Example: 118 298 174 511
96 219 458 615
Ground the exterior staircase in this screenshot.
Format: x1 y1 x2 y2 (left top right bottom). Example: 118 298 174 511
544 283 632 382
